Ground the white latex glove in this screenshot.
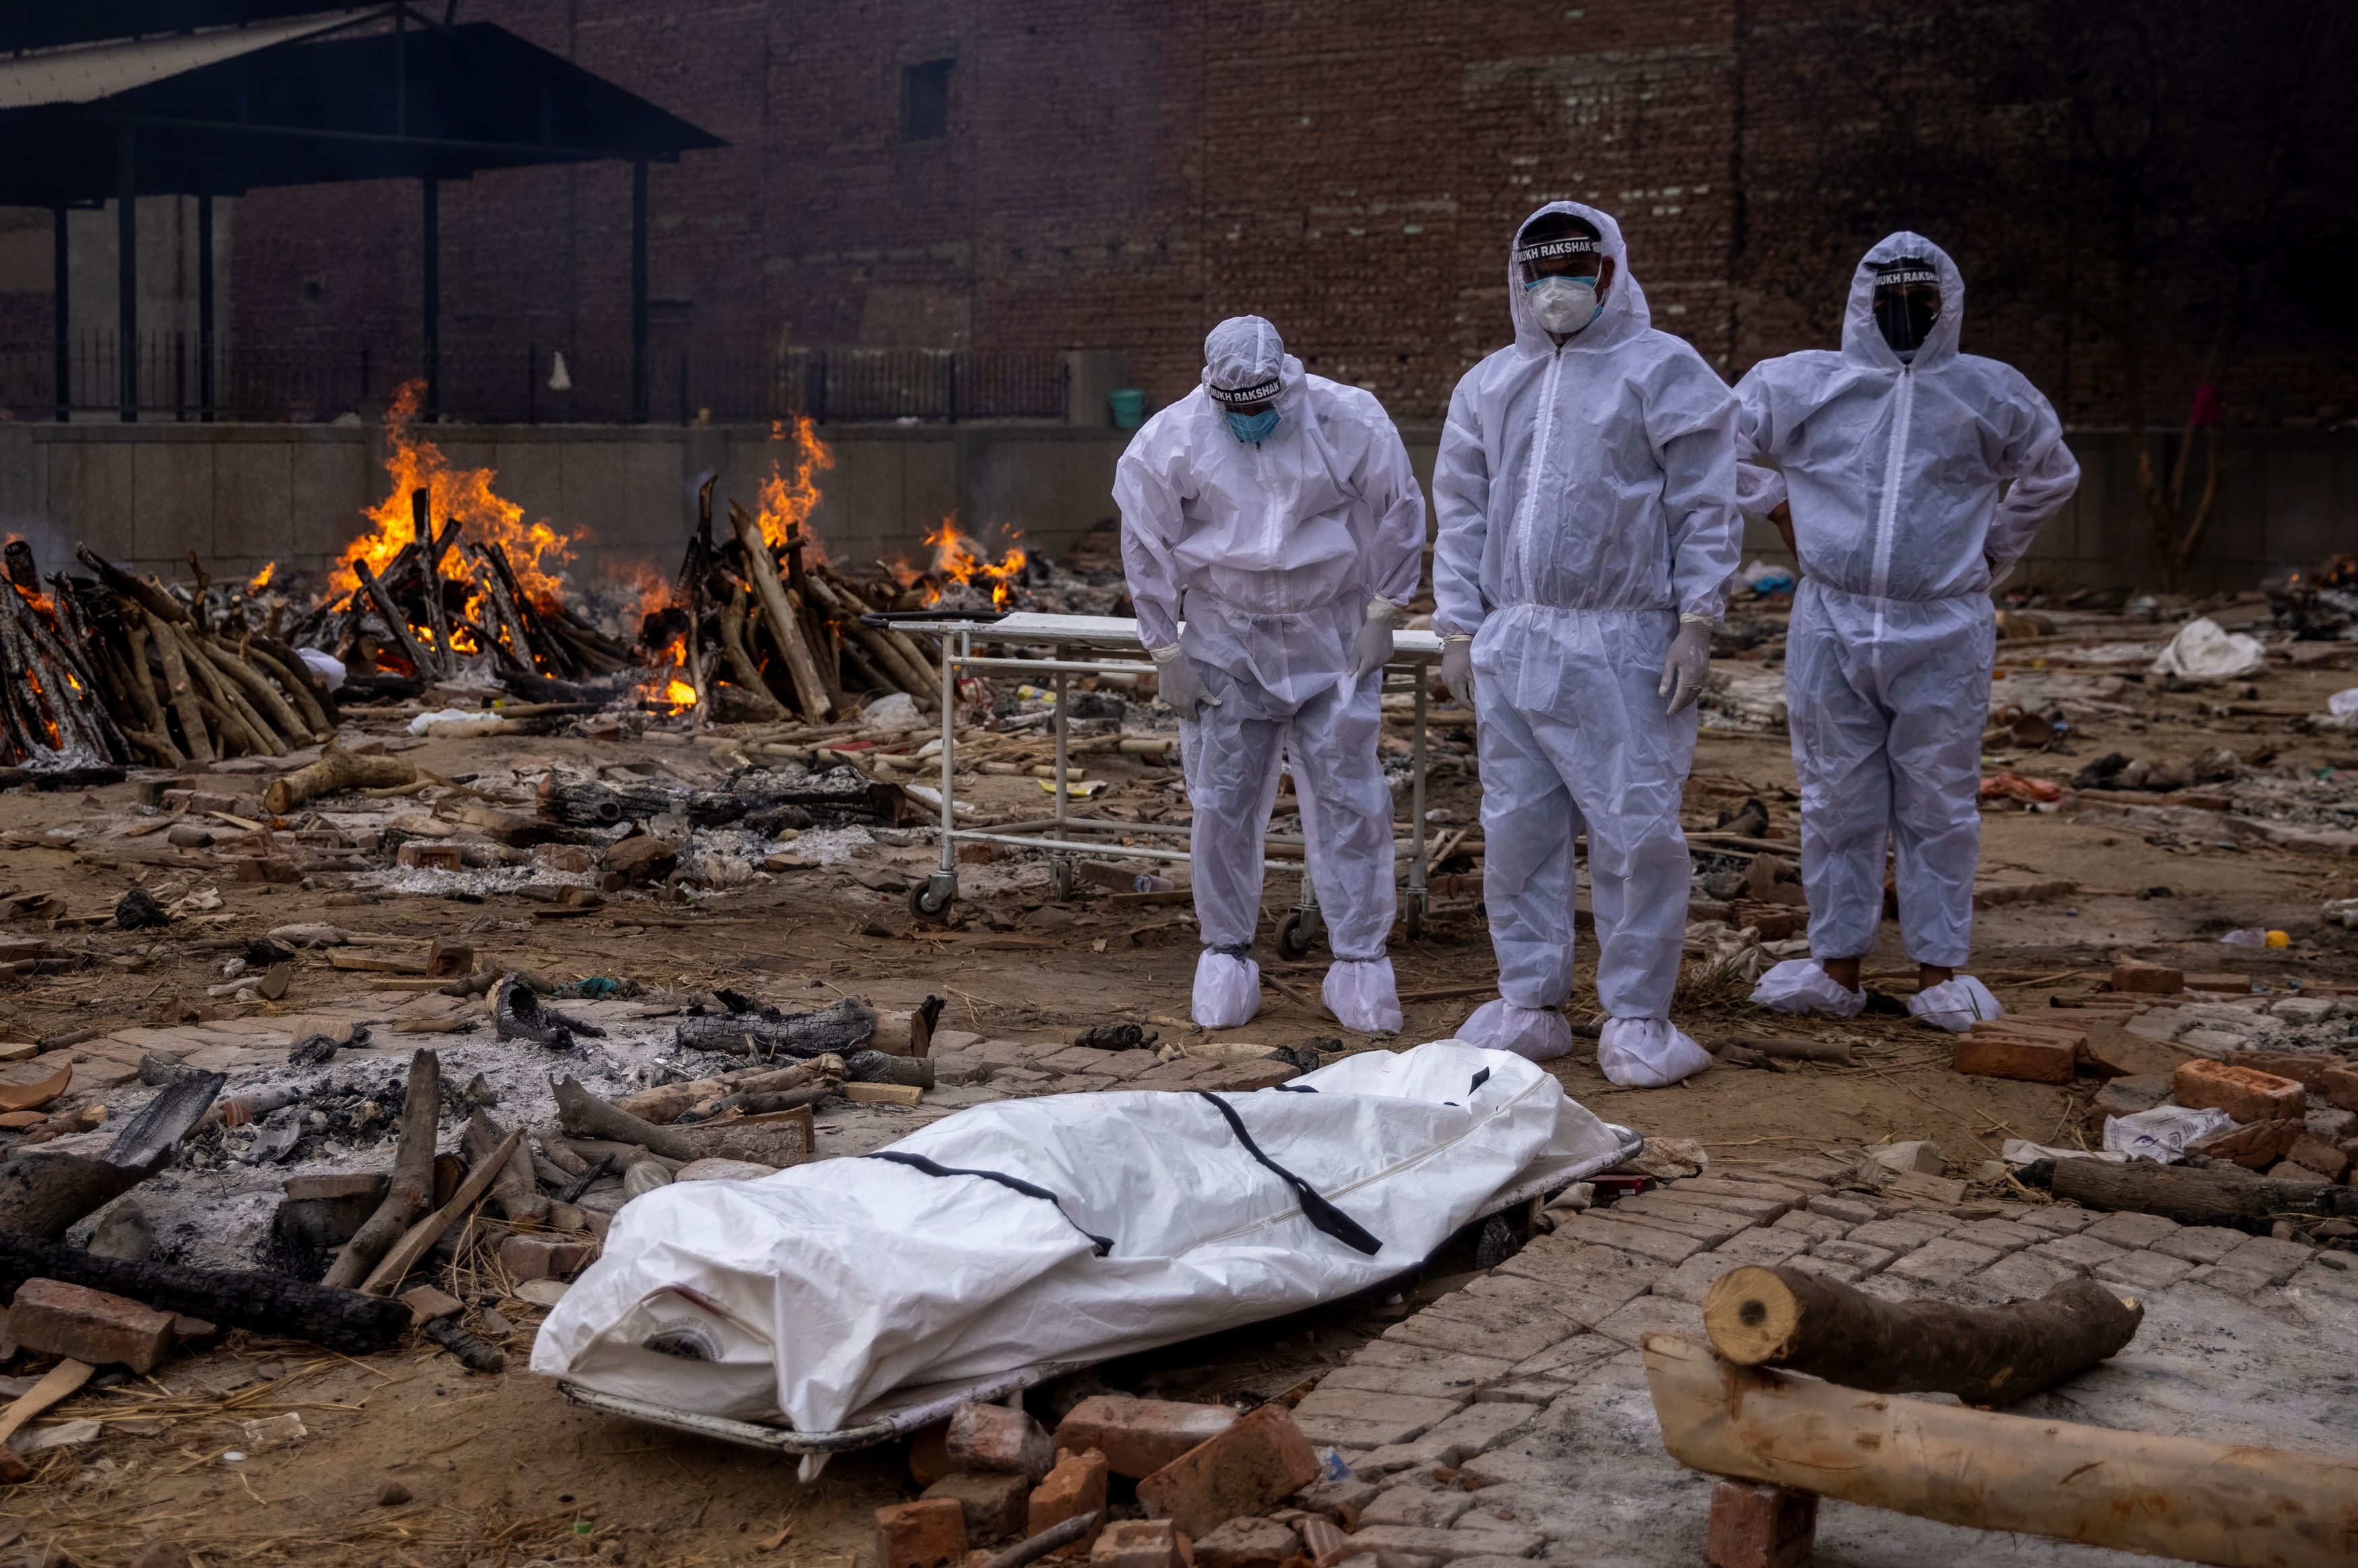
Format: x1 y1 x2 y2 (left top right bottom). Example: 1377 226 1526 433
1346 597 1404 680
1659 616 1713 716
1150 644 1220 718
1440 636 1475 707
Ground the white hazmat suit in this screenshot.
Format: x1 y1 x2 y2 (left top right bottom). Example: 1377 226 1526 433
1737 233 2078 1028
1432 203 1741 1084
1117 317 1425 1033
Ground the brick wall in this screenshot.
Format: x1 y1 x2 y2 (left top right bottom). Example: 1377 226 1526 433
229 2 2356 427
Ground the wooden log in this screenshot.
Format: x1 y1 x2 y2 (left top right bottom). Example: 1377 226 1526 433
729 500 832 721
1708 1035 1853 1066
0 1234 412 1354
674 998 876 1058
1641 1330 2358 1568
139 608 214 764
170 622 280 756
323 1050 440 1290
0 1155 154 1241
1702 1266 2142 1407
714 585 789 719
191 631 311 745
239 636 331 738
356 556 439 681
611 1055 846 1123
263 741 420 815
358 1126 523 1295
462 1108 549 1224
2047 1156 2358 1230
410 491 460 674
806 574 938 706
252 631 339 725
72 549 187 626
0 1357 92 1451
553 1076 706 1164
113 610 179 762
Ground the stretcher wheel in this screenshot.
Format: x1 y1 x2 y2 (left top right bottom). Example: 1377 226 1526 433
1403 899 1426 940
1275 908 1321 961
1051 858 1075 901
909 878 955 921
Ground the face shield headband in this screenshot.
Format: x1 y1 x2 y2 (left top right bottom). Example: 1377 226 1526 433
1515 234 1601 283
1208 376 1283 408
1872 263 1940 360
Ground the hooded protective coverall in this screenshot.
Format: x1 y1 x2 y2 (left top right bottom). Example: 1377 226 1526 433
1432 203 1742 1083
1117 317 1425 1033
1736 234 2078 1030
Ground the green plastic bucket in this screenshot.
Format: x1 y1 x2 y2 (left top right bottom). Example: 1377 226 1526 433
1109 388 1146 429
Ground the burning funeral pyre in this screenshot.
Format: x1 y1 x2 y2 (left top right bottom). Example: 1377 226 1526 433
0 389 1055 778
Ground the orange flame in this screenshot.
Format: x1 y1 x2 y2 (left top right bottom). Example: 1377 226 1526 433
337 381 579 611
609 559 674 621
754 416 834 562
247 562 276 594
660 677 698 710
919 519 1027 610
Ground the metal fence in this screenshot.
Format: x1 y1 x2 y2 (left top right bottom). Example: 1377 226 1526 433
0 333 1071 426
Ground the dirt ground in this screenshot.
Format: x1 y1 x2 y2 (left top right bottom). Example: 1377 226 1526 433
0 623 2354 1566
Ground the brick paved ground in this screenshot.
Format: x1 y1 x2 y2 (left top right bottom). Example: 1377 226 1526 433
1292 1153 2358 1567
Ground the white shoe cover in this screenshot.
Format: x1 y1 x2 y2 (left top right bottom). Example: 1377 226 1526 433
1192 950 1261 1029
1748 958 1867 1018
1596 1016 1715 1088
1456 998 1573 1062
1909 975 2002 1033
1323 956 1403 1035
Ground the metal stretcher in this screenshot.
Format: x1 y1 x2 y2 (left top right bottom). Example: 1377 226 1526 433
871 610 1448 951
556 1125 1643 1459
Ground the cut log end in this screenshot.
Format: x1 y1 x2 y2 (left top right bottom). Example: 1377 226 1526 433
1702 1266 1806 1367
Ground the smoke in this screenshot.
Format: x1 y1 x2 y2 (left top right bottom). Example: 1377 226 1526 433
0 516 79 581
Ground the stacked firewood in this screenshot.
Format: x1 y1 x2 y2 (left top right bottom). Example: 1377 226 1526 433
641 477 943 723
0 542 339 772
290 490 635 698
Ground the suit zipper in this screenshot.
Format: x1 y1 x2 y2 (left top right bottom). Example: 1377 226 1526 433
1512 347 1566 593
1868 365 1915 679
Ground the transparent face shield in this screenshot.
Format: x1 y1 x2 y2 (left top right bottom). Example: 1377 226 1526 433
1872 262 1941 360
1515 233 1605 335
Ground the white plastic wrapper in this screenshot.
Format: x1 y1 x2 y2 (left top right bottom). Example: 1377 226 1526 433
2102 1105 2234 1164
295 647 347 691
1322 956 1402 1035
1748 957 1866 1018
1908 975 2002 1033
2148 617 2266 682
532 1043 1626 1464
1457 999 1574 1061
1595 1017 1712 1088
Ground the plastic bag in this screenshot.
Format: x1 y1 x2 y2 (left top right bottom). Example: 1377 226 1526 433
1748 958 1866 1018
2102 1105 2233 1163
2148 617 2266 682
1457 999 1572 1061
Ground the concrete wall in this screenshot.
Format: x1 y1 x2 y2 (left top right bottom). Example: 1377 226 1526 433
0 419 2345 597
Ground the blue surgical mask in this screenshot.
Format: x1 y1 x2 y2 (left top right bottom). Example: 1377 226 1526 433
1225 409 1281 444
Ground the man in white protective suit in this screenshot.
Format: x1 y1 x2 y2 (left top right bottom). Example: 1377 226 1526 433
1116 316 1425 1034
1431 203 1741 1086
1737 234 2078 1030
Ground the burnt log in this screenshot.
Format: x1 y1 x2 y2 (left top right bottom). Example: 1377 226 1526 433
494 977 603 1048
675 997 877 1058
2048 1156 2358 1231
0 1068 222 1239
1702 1265 2143 1407
322 1050 440 1290
0 1233 410 1354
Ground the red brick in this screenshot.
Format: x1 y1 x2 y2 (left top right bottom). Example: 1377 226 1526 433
1089 1520 1184 1568
2284 1134 2351 1182
2323 1064 2358 1114
2109 962 2182 994
1298 1517 1351 1568
2190 1118 2303 1169
1027 1447 1109 1558
877 1499 967 1568
948 1401 1056 1482
922 1470 1030 1545
9 1278 174 1373
1135 1403 1323 1540
498 1235 594 1282
1056 1395 1238 1479
400 1284 463 1324
2237 1053 2332 1091
1191 1517 1298 1568
2173 1061 2305 1123
1707 1480 1817 1568
1953 1027 2076 1083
